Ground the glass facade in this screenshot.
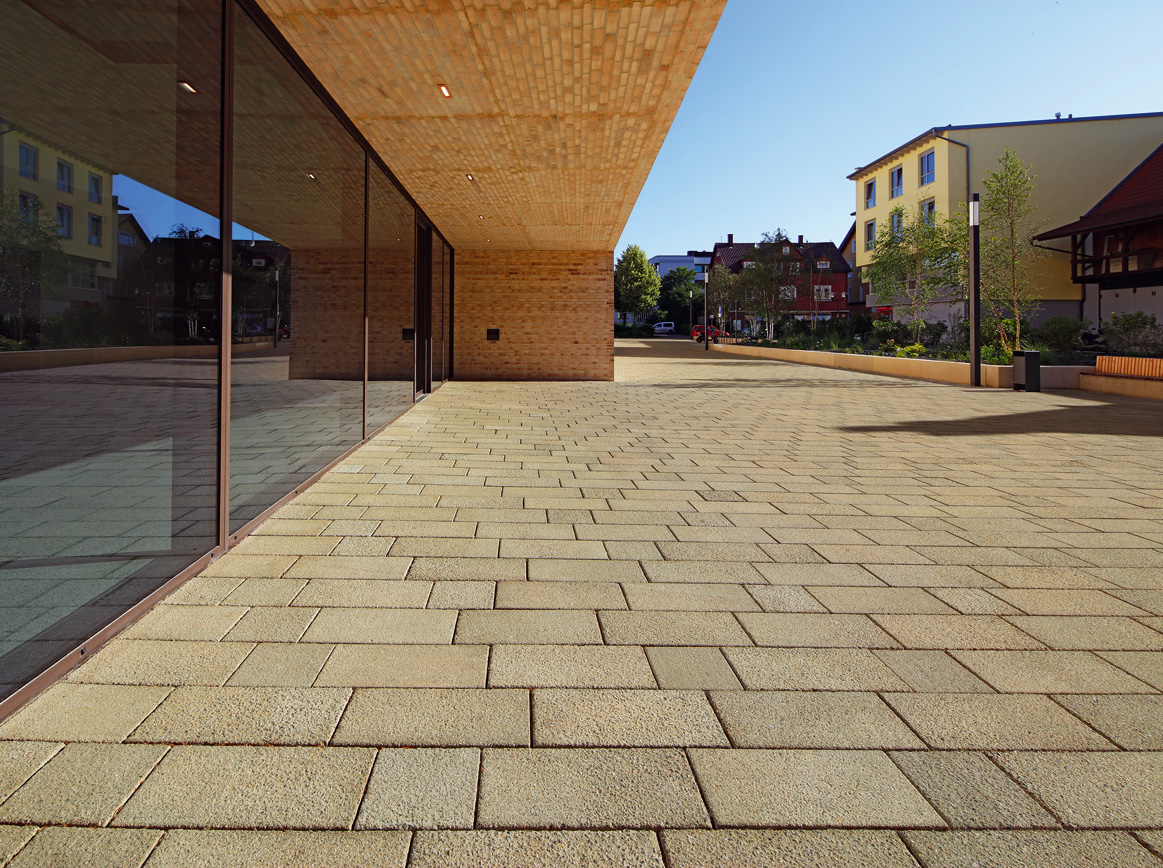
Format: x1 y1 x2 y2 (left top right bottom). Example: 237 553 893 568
0 0 451 706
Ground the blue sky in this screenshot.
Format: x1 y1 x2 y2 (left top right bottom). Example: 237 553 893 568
616 0 1163 259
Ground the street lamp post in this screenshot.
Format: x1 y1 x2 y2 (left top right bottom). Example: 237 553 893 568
969 192 981 387
703 273 710 351
689 288 693 338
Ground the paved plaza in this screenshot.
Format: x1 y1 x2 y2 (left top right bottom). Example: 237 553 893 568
2 338 1163 866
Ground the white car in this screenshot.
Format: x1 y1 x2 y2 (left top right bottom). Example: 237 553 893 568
652 321 675 335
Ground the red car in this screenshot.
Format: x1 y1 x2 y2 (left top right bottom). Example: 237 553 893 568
692 325 730 343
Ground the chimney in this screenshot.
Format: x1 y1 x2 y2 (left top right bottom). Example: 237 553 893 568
797 234 803 244
727 233 733 244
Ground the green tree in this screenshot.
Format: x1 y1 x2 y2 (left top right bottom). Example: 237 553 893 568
614 244 660 323
864 204 958 343
739 231 807 339
977 148 1048 353
0 189 67 341
705 260 738 332
659 266 700 327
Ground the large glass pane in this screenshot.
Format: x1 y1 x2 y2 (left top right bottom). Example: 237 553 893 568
0 0 222 699
441 240 451 383
230 4 366 531
367 168 415 430
432 232 444 387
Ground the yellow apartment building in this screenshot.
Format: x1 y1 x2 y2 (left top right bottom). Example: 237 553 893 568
848 111 1163 324
1 123 116 311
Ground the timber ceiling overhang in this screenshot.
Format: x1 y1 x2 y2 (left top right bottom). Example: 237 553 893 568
257 0 727 251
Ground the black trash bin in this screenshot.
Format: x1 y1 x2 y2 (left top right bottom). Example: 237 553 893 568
1013 350 1041 392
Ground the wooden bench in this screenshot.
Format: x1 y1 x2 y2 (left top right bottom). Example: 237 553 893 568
1093 355 1163 379
1079 355 1163 400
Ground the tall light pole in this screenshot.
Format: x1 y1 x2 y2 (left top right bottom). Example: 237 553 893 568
703 272 710 351
689 288 693 338
969 192 981 387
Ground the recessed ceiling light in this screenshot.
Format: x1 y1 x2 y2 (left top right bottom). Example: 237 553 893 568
466 173 474 181
439 84 451 98
479 215 484 219
179 81 197 93
305 172 316 180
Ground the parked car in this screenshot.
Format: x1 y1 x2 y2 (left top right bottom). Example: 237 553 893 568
692 325 730 343
651 321 676 335
278 325 291 339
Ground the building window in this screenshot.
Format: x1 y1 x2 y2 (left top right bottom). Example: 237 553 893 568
890 166 903 198
919 150 935 186
780 286 797 301
889 210 903 235
88 213 103 246
814 284 834 301
18 192 37 222
18 142 38 179
815 259 830 270
88 173 103 204
118 230 134 246
920 198 936 224
56 160 73 193
56 204 72 238
864 220 876 251
864 179 876 209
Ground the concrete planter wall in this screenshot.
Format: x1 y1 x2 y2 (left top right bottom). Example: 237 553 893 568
710 342 1096 389
0 341 273 374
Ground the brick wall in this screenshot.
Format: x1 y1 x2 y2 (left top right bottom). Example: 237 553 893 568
289 247 414 381
454 249 614 381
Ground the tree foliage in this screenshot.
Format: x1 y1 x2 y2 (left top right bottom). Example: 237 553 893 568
976 148 1048 352
0 189 68 340
864 204 958 342
614 244 660 322
737 230 814 338
658 266 700 326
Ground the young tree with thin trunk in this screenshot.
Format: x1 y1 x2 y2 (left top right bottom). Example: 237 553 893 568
0 189 67 341
737 230 801 340
614 244 660 324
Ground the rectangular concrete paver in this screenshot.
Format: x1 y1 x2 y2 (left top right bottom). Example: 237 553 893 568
0 684 170 743
660 829 921 868
901 830 1160 868
355 748 478 829
6 827 163 868
488 645 656 688
409 830 664 868
144 830 411 868
532 689 728 747
332 688 529 747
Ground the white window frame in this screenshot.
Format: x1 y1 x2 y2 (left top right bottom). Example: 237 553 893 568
864 179 876 209
920 198 937 224
88 173 103 204
18 192 37 222
919 150 935 186
813 284 834 301
864 220 876 251
779 286 797 301
19 142 37 180
890 165 904 198
57 159 73 193
87 213 103 246
56 204 72 238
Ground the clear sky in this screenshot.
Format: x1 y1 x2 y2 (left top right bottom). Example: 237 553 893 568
616 0 1163 259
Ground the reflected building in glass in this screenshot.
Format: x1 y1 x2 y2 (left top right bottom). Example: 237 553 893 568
0 0 724 711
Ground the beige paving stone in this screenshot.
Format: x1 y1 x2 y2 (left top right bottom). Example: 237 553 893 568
113 745 375 830
409 557 527 581
477 747 709 829
710 691 923 749
0 743 167 825
865 564 998 588
455 610 602 644
123 605 248 641
428 580 495 609
884 693 1113 750
533 689 727 747
723 648 911 691
952 650 1158 693
527 559 646 582
1053 695 1163 749
0 826 36 866
489 645 656 688
317 645 488 688
642 561 765 583
234 535 338 556
128 687 349 746
745 585 829 612
253 519 331 536
993 751 1163 828
1111 590 1163 615
622 582 757 612
376 520 477 538
660 829 920 868
737 613 900 648
0 743 62 803
928 587 1021 614
495 581 625 610
391 538 499 558
981 566 1119 589
901 830 1159 868
302 608 456 644
477 522 574 540
144 829 411 868
688 748 943 828
222 578 308 606
1098 651 1163 689
605 540 665 560
991 589 1151 616
807 586 956 614
290 579 431 608
1090 568 1163 589
223 607 318 642
333 688 529 746
872 650 994 693
201 554 298 578
499 539 608 560
162 575 244 605
286 556 412 580
323 519 381 537
890 751 1058 829
599 611 752 646
1004 615 1163 650
409 830 664 868
67 639 252 686
574 523 675 541
7 827 162 868
645 647 742 689
228 643 333 687
754 562 884 586
355 748 478 830
654 541 771 562
871 615 1045 650
331 537 398 557
9 685 163 746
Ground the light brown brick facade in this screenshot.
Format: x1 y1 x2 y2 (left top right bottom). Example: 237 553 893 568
454 249 614 381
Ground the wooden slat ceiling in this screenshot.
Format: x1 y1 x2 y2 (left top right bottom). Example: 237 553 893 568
256 0 726 251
